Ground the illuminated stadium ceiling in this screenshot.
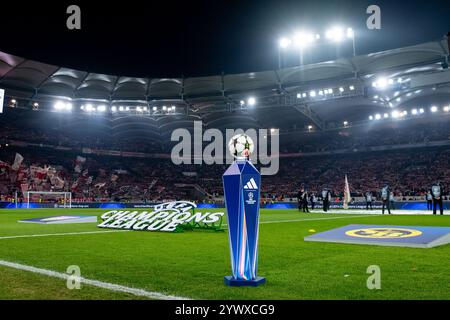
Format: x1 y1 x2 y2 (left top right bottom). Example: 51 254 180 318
0 38 449 135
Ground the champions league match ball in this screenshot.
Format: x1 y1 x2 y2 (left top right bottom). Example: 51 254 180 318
228 134 255 159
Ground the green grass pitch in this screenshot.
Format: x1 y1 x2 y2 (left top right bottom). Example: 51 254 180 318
0 208 449 300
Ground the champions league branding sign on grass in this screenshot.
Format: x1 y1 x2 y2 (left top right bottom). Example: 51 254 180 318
98 201 224 232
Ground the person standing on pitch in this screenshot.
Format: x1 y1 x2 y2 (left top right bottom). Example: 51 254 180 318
431 182 444 215
322 188 331 212
390 191 395 209
301 188 309 213
297 188 303 212
426 191 433 211
380 184 391 214
365 191 373 210
310 193 317 210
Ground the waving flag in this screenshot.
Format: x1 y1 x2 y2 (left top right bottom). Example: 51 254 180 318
343 175 351 210
11 153 24 170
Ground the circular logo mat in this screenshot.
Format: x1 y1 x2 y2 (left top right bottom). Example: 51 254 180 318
345 228 422 239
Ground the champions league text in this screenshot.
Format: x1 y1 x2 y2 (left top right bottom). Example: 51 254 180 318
98 201 224 232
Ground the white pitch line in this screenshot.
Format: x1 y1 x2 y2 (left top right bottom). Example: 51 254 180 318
0 259 190 300
222 214 380 227
0 230 129 240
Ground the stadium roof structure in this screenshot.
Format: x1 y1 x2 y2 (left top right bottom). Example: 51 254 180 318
0 37 449 139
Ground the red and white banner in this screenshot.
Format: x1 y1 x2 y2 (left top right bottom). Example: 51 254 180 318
50 175 65 189
29 166 47 181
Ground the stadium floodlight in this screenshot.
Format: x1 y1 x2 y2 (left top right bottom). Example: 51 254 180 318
85 104 94 112
325 27 344 42
396 98 401 102
430 106 438 113
171 106 176 111
391 110 400 118
411 109 418 115
349 85 355 91
343 121 348 126
293 31 315 48
143 106 148 111
247 97 256 106
307 125 313 131
66 103 73 110
33 102 39 107
319 90 324 96
11 99 17 104
136 106 142 112
443 106 450 112
402 110 408 116
162 106 167 111
125 106 130 111
384 113 389 118
375 114 381 120
97 105 106 112
54 101 65 110
80 105 84 110
279 37 292 49
111 106 117 112
419 108 425 114
270 128 276 133
119 106 124 111
346 27 354 39
327 88 333 94
339 87 344 93
309 90 316 97
374 77 388 89
152 106 157 111
297 93 301 99
369 115 374 120
302 92 307 98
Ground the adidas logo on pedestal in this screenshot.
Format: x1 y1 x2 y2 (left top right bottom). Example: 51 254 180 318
243 178 258 190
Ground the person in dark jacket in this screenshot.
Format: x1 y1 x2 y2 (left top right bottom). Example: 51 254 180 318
431 182 444 215
322 188 331 212
300 188 309 213
380 184 391 215
310 193 317 210
297 188 303 212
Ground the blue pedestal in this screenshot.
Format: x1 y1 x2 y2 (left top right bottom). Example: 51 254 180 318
224 276 266 287
222 159 265 286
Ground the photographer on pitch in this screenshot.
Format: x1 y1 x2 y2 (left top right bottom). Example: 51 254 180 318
430 182 444 215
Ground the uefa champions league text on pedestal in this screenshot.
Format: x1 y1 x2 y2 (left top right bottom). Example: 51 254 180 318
223 134 266 286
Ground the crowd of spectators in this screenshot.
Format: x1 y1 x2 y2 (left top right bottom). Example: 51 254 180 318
1 145 449 203
1 109 450 203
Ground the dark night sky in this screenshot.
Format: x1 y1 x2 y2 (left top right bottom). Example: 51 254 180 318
1 0 449 77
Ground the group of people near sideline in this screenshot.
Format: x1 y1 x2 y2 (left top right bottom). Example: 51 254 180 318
298 182 445 215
